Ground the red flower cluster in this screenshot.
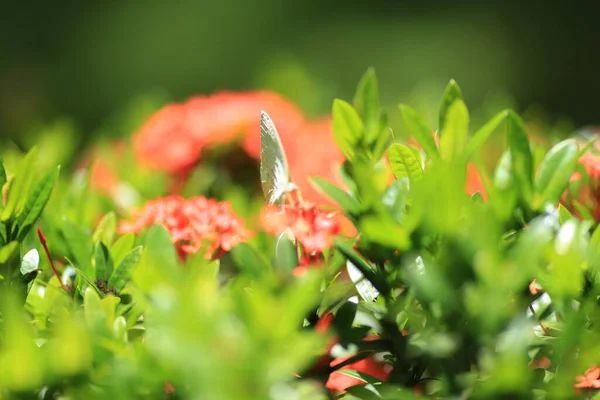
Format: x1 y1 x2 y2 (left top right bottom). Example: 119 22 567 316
576 366 600 389
133 91 304 173
564 147 600 220
132 91 345 204
118 195 251 259
262 202 342 256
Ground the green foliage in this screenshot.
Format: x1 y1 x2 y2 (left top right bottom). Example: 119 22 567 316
1 70 600 400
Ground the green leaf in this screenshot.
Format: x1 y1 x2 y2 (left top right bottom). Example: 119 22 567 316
333 99 364 161
534 139 579 209
353 68 380 144
387 144 423 184
336 369 384 385
310 176 361 214
344 385 381 400
507 111 534 202
275 232 298 276
0 155 7 192
62 218 94 278
0 241 19 263
440 99 469 161
231 242 271 279
93 212 117 247
108 246 142 291
94 241 113 282
439 79 463 133
558 204 573 224
335 239 386 296
110 233 135 268
399 104 439 160
2 147 38 221
466 110 509 157
334 301 357 330
133 225 179 292
382 178 409 223
15 166 59 242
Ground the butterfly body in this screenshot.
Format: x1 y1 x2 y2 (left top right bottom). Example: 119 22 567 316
260 111 296 205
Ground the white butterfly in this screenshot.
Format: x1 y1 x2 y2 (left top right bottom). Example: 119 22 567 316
260 111 298 205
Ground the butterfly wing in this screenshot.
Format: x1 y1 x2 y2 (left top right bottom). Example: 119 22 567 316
260 111 292 205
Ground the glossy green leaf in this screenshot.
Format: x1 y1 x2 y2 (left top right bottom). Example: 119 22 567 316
231 242 271 279
275 232 297 276
93 212 117 247
336 369 385 385
108 246 142 291
440 99 469 161
558 204 573 224
333 99 364 161
72 266 103 297
310 176 361 214
438 79 463 133
534 139 579 209
382 178 409 223
387 143 423 183
466 110 509 157
94 241 113 282
110 233 135 268
399 104 439 160
62 218 94 278
507 111 534 202
2 147 38 221
353 68 380 143
15 166 59 242
0 241 19 263
0 155 7 192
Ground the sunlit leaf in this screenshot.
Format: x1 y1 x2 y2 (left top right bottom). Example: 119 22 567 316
534 139 579 209
15 166 59 242
387 144 423 184
353 68 380 144
438 79 463 133
108 246 142 291
440 99 469 161
333 99 364 161
399 104 439 161
310 176 361 214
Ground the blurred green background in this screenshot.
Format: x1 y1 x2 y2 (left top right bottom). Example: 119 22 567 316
1 0 599 145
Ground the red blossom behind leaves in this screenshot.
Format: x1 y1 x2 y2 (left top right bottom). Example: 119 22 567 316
308 313 392 394
262 202 342 256
575 366 600 389
563 148 600 220
119 195 251 260
133 91 304 173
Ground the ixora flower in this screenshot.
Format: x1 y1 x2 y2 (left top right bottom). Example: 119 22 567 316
133 90 346 205
575 366 600 390
133 91 304 173
118 195 251 259
262 202 342 257
563 147 600 220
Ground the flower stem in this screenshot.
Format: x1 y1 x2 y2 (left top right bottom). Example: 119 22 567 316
529 303 548 335
37 227 68 291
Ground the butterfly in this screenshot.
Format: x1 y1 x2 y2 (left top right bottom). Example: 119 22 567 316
260 111 298 205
